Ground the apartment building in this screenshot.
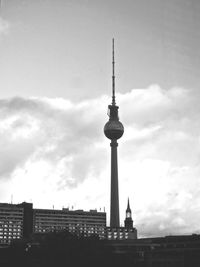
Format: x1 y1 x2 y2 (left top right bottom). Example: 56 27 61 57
34 208 106 239
0 202 106 245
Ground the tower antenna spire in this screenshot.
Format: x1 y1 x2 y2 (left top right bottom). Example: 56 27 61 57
112 38 116 105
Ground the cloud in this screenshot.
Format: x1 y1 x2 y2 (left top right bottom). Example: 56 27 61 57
0 96 107 181
0 17 9 35
1 84 200 237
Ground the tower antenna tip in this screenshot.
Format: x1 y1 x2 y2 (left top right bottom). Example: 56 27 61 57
112 39 116 105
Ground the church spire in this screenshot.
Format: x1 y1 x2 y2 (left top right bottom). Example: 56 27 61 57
126 197 131 213
124 198 133 229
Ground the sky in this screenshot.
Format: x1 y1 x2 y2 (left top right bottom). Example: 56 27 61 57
0 0 200 238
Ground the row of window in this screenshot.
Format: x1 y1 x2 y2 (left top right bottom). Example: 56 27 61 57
0 236 21 240
0 233 21 237
0 214 23 218
0 223 22 227
35 222 105 227
34 225 105 231
34 218 106 222
0 229 22 232
0 221 22 224
35 222 106 226
34 214 105 219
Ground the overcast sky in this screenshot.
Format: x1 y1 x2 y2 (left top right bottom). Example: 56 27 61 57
1 0 200 237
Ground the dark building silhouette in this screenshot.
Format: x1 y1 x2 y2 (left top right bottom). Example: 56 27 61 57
19 202 33 239
103 235 200 266
104 39 124 228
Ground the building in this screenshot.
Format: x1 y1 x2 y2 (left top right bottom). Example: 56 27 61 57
106 198 137 240
104 235 200 266
106 227 137 240
33 208 106 239
124 198 133 229
0 202 106 245
0 203 23 245
0 202 33 245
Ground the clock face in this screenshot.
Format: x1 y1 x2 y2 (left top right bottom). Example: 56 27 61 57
127 212 131 218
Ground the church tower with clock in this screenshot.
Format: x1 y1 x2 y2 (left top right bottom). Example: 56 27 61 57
124 198 134 230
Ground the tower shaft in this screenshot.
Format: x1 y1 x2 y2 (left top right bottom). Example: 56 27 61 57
104 39 124 229
110 140 119 228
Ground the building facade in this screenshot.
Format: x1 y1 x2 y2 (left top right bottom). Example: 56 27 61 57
0 203 29 244
34 208 106 239
106 226 137 240
0 202 106 245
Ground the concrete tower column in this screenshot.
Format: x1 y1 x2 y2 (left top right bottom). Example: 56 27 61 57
104 39 124 228
110 139 119 227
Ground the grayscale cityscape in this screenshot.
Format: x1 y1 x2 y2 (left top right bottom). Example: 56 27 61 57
0 1 200 266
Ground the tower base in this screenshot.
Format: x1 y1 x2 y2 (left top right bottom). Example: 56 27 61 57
106 226 137 240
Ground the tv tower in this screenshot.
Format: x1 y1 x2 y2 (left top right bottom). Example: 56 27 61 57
104 39 124 228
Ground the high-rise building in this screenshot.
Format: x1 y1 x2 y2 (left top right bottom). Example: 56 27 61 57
0 202 33 245
0 203 23 245
0 202 106 245
33 208 106 239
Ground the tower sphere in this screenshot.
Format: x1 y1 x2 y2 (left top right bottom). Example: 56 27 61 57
104 119 124 140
